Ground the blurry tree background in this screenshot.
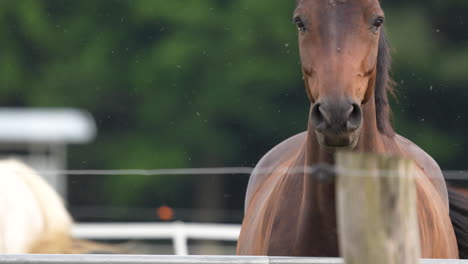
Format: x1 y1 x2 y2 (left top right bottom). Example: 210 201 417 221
0 0 467 222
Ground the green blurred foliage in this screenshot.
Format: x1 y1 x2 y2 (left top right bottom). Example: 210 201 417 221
0 1 467 219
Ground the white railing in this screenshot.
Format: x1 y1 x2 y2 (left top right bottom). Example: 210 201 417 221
72 222 241 255
0 255 467 264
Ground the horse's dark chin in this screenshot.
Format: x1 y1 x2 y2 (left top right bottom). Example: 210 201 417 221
315 130 360 151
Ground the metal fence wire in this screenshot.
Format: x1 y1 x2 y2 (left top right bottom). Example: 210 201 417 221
35 167 468 180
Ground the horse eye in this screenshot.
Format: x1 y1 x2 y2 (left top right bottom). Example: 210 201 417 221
294 17 307 32
373 17 384 29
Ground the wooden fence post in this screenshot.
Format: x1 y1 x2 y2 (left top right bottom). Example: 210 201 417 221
335 152 420 264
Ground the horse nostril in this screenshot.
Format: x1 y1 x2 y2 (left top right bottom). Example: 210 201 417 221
312 101 361 134
311 103 327 131
346 103 362 132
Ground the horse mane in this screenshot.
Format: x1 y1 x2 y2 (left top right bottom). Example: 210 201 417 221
375 28 395 137
0 159 132 254
0 159 73 254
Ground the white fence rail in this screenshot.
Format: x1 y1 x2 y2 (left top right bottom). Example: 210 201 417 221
0 255 467 264
72 222 241 255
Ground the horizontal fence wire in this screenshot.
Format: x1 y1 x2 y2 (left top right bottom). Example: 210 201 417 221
0 255 467 264
34 167 468 180
39 167 255 176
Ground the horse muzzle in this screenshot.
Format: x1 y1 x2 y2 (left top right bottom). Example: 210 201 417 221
310 100 363 148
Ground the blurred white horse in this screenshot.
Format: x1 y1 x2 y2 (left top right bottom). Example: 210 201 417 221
0 159 122 254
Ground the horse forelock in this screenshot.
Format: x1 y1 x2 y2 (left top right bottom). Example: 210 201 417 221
375 28 395 137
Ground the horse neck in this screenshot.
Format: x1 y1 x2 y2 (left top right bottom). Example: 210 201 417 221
291 98 399 255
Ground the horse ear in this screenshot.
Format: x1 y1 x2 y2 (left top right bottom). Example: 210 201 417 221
374 28 395 137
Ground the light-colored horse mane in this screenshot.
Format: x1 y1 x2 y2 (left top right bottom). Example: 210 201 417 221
0 160 140 254
0 159 72 253
0 159 124 254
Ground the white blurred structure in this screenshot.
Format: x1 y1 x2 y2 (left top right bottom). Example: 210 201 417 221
0 108 96 198
72 222 241 255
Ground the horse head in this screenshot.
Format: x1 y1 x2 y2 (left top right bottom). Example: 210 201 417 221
295 0 393 150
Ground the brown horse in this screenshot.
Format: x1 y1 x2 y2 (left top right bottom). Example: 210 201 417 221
237 0 468 259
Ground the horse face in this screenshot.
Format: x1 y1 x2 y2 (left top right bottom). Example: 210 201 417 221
295 0 384 148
